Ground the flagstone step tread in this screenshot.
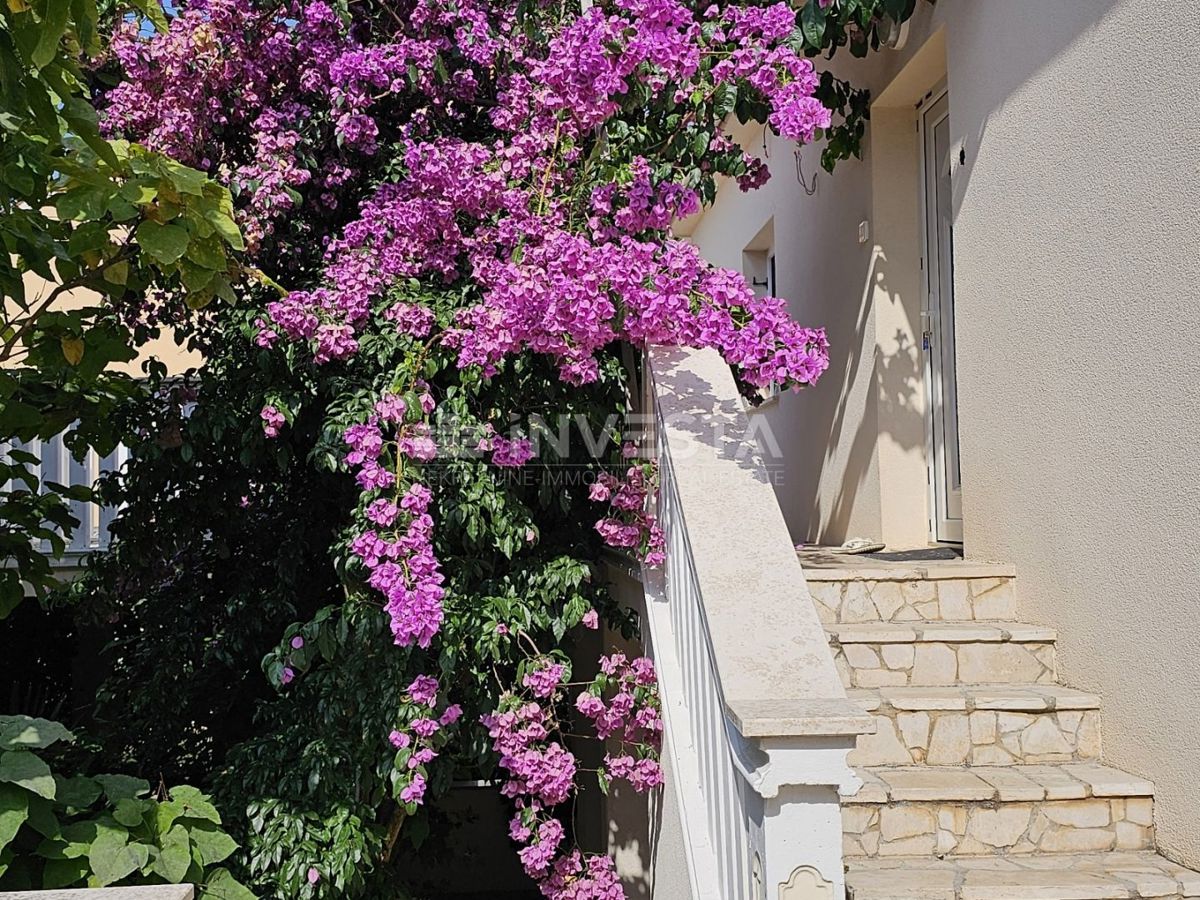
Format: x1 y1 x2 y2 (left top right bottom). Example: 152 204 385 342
847 687 1103 768
845 852 1200 899
847 685 1102 713
845 765 1154 804
799 553 1016 582
828 622 1057 644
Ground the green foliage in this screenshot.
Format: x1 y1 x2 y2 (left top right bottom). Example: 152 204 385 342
790 0 919 171
41 3 918 895
0 0 243 324
64 294 637 896
0 0 243 614
0 715 254 897
793 0 917 58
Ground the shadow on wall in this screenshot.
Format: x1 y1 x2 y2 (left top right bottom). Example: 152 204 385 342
796 0 1120 546
811 245 924 544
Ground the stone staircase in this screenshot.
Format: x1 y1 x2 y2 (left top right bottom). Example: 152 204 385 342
802 554 1200 900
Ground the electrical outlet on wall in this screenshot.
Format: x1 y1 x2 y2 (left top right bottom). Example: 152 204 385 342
858 220 870 244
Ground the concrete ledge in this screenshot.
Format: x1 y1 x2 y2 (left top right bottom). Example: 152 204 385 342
726 698 875 738
0 888 194 899
649 345 872 739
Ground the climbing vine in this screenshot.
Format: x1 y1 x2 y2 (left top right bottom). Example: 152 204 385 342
80 0 917 896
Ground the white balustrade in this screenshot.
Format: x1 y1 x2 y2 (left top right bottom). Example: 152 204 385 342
640 346 873 900
2 431 127 561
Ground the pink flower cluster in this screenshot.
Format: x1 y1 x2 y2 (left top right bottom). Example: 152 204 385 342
575 653 664 794
110 0 837 886
589 451 665 565
389 675 463 807
484 697 578 810
485 650 663 898
104 0 350 250
260 405 285 438
345 397 446 648
109 0 835 392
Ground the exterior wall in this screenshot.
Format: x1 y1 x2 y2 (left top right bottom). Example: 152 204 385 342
938 0 1200 869
687 0 1200 869
6 275 199 376
683 75 887 545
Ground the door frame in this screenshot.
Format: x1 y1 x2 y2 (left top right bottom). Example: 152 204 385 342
917 83 964 544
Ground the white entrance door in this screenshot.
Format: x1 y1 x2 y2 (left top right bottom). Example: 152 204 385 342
920 90 963 543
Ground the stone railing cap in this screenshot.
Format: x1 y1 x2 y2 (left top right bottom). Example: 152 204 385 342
649 345 872 739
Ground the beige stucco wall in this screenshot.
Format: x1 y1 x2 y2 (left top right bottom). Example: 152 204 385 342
936 0 1200 868
6 275 199 376
684 74 889 546
688 0 1200 869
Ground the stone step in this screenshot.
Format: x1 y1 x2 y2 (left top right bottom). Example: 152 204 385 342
842 765 1154 859
829 622 1057 688
802 557 1017 625
847 686 1103 767
846 852 1200 899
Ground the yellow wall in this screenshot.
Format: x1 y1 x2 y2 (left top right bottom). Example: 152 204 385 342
6 272 200 376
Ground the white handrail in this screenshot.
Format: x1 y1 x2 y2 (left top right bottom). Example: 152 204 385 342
642 345 873 900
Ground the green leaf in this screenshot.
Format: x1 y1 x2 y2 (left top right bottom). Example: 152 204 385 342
57 818 120 856
188 820 236 866
0 783 29 853
180 261 217 293
126 0 167 32
135 219 190 265
59 98 118 166
94 774 148 803
0 578 22 620
32 0 71 68
153 799 182 835
103 259 129 285
185 233 227 270
88 829 146 886
800 0 826 46
0 750 55 800
25 794 59 838
61 335 84 365
168 785 220 824
203 188 245 251
112 797 145 828
0 716 73 751
53 775 100 810
42 855 89 888
151 823 190 882
161 159 208 196
199 866 257 900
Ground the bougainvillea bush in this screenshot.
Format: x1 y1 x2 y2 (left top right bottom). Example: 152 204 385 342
80 0 912 896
